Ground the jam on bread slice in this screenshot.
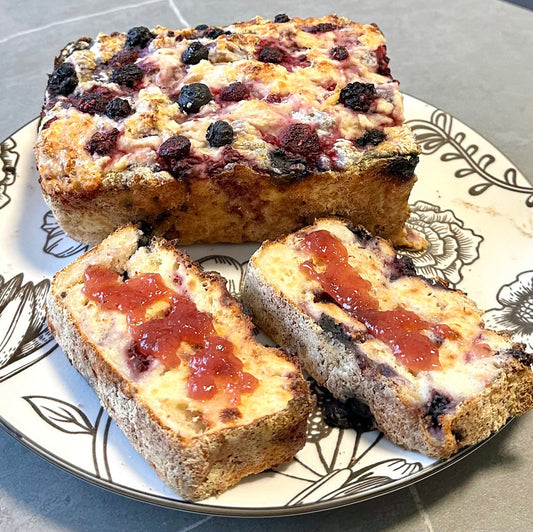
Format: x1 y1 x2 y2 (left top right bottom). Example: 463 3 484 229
36 15 423 249
242 218 533 458
46 225 313 500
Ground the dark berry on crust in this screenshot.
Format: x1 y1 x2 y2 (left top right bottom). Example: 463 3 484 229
127 342 152 374
339 82 376 113
269 149 309 181
426 394 452 429
76 93 108 115
182 41 209 65
376 45 391 76
109 64 143 88
354 129 386 148
258 46 285 64
125 26 155 48
204 27 227 39
206 121 234 147
109 49 139 68
177 83 213 114
219 81 249 102
304 23 337 34
41 117 58 130
279 123 320 157
386 154 419 181
87 128 120 156
347 224 374 244
318 315 354 347
105 98 133 119
195 24 209 31
389 255 417 281
47 62 78 97
274 13 290 23
330 46 349 61
158 135 191 161
505 345 533 366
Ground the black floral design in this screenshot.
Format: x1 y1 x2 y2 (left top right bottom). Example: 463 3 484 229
197 255 246 296
0 274 56 381
484 270 533 352
41 211 89 258
407 109 533 207
0 138 19 209
401 201 483 287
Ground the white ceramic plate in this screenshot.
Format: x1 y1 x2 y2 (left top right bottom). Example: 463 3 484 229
1 95 532 516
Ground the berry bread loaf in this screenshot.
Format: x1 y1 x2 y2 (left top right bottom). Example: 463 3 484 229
35 14 423 248
46 224 313 500
241 218 533 458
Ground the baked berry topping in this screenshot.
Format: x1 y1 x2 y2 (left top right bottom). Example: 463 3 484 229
339 82 376 113
182 41 209 65
279 123 320 158
127 342 153 374
376 45 391 76
158 135 191 161
41 117 58 130
87 128 119 156
264 93 282 104
195 24 209 31
206 120 234 147
318 315 354 347
47 62 78 97
219 81 249 102
274 13 290 23
105 97 133 119
304 23 337 34
269 149 309 180
204 27 227 39
177 83 213 114
386 154 419 181
76 93 108 115
125 26 155 48
426 394 451 429
329 46 349 61
506 345 533 366
258 46 285 64
109 64 143 88
347 224 374 244
354 129 386 148
109 49 139 67
389 256 417 281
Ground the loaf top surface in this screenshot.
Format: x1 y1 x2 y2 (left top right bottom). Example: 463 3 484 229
35 14 418 196
49 225 310 439
248 218 532 405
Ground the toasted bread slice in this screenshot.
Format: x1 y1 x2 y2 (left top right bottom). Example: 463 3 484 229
242 218 533 458
46 224 313 500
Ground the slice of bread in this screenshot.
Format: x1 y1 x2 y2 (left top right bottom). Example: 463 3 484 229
242 218 533 458
46 224 313 500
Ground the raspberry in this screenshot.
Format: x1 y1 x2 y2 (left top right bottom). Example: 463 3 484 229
219 82 249 102
109 64 143 88
47 62 78 97
304 23 337 34
125 26 155 48
182 41 209 65
158 135 191 161
354 129 386 148
177 83 213 114
274 13 290 23
206 121 234 147
105 98 133 119
339 82 376 112
279 123 320 157
76 93 108 115
87 128 119 156
330 46 349 61
258 46 285 64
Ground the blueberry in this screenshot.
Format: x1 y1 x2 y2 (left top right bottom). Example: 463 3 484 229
177 83 213 113
258 46 285 64
125 26 155 48
330 46 349 61
110 64 143 88
158 135 191 160
279 123 320 157
206 121 234 147
105 98 133 119
76 93 108 115
219 81 249 102
47 62 78 97
87 128 119 156
426 394 451 429
274 13 290 23
354 129 386 148
182 41 209 65
339 82 376 112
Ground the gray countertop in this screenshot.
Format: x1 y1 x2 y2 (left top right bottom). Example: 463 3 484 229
1 1 532 530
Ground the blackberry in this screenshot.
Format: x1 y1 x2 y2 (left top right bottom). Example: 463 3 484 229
47 62 78 97
274 13 290 23
304 23 337 34
125 26 155 48
109 64 143 88
108 49 139 67
206 121 234 147
195 24 209 31
279 123 320 157
76 93 108 115
177 83 213 113
182 41 209 65
204 27 226 39
426 394 451 429
158 135 191 161
258 46 285 64
386 154 419 181
105 98 133 119
339 82 376 112
219 81 249 102
330 46 349 61
269 149 309 180
354 129 386 148
87 128 119 156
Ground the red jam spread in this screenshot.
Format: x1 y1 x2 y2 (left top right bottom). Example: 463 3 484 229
83 265 258 403
299 231 459 373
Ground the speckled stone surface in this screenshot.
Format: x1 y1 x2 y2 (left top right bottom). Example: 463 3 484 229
1 1 532 530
